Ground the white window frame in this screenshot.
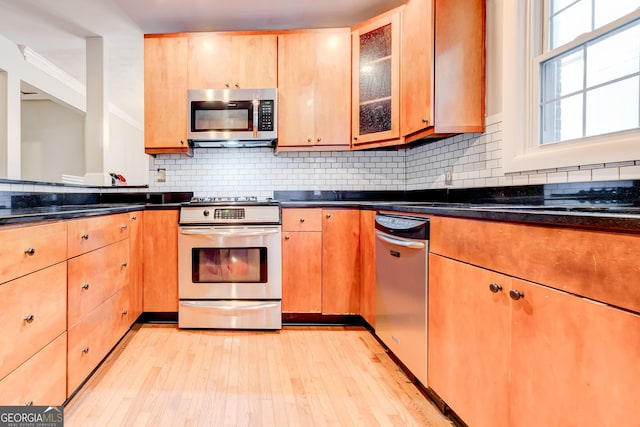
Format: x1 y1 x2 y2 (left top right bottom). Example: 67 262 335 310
502 1 640 173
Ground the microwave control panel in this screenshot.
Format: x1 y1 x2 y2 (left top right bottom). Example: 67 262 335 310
258 100 275 131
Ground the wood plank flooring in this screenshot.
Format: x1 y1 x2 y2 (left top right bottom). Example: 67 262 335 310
64 324 452 427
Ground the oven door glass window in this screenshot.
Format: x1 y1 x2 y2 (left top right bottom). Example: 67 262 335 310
192 247 267 283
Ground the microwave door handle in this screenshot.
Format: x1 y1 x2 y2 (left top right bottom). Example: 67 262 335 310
253 101 259 138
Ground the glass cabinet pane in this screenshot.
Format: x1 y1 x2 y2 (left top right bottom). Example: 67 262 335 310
360 99 392 135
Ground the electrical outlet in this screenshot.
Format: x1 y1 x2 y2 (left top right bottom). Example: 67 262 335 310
157 168 166 183
445 169 453 185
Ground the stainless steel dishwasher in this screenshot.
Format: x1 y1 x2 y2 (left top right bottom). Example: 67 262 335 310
375 213 429 385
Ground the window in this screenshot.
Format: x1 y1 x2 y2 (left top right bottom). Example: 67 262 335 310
502 1 640 173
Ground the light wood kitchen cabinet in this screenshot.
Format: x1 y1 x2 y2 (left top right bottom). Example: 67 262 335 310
322 209 360 314
351 8 402 148
0 221 67 285
281 208 360 315
67 212 130 258
67 286 131 394
0 262 67 380
428 216 640 427
0 332 67 406
277 29 351 150
128 211 144 320
401 0 485 141
188 33 277 89
67 239 130 327
359 210 376 326
144 35 190 154
282 209 323 313
143 209 179 312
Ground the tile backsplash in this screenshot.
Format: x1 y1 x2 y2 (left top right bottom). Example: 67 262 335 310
149 113 640 197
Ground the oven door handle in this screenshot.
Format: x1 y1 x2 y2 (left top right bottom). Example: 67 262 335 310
375 230 426 249
179 228 280 237
180 301 280 311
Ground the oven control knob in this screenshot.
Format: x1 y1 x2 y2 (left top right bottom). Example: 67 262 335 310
203 210 210 217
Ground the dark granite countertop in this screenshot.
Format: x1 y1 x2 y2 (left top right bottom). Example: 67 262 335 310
0 204 145 225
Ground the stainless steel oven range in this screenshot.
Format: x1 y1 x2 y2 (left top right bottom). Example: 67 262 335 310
178 196 282 329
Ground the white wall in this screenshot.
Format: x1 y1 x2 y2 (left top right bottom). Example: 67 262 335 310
21 99 85 182
107 110 148 185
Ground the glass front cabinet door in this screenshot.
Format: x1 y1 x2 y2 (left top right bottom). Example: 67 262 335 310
351 9 401 147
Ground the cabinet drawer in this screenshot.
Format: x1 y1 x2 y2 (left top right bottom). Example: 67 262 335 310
67 286 131 395
67 213 130 258
68 240 130 327
282 208 322 231
0 332 67 406
430 216 640 314
0 221 67 284
0 262 67 379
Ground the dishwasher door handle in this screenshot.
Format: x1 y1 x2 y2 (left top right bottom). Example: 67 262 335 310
375 231 426 249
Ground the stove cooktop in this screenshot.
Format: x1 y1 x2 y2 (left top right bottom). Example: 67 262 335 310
186 196 278 206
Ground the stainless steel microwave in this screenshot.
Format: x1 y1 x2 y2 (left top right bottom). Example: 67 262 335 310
187 88 277 148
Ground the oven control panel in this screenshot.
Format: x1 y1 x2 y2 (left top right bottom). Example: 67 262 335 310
213 208 245 220
180 205 281 225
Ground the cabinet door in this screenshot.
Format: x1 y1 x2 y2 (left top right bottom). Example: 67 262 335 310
188 33 277 89
359 210 376 326
143 210 179 312
144 36 189 153
351 10 401 147
129 211 144 320
510 279 640 427
277 30 351 149
282 231 322 313
322 209 360 314
433 0 485 133
401 0 434 136
428 254 510 427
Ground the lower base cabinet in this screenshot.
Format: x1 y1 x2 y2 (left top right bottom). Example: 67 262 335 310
429 253 640 427
0 333 67 406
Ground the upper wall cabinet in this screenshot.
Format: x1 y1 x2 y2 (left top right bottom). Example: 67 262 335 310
187 33 277 89
277 29 351 150
351 9 402 149
144 36 190 154
402 0 485 142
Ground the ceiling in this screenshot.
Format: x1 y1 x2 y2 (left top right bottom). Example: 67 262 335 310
0 0 406 124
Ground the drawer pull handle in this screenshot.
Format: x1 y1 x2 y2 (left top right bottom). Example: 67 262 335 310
326 213 332 218
25 401 33 406
509 289 525 301
81 233 89 240
284 235 290 240
489 283 503 293
23 314 35 323
81 347 90 354
299 218 305 223
81 283 90 290
121 262 128 268
24 247 36 256
121 224 128 230
122 310 128 316
131 215 137 220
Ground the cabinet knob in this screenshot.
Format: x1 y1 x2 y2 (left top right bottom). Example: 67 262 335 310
180 140 185 145
121 224 128 230
489 282 502 293
81 347 90 354
317 137 322 142
422 118 428 124
23 314 35 323
131 215 137 220
225 83 230 88
299 217 305 223
121 262 128 268
81 283 90 290
326 213 332 219
307 137 312 143
353 136 358 141
25 401 33 406
122 310 128 316
24 247 36 256
509 289 525 301
234 83 240 88
284 235 290 240
81 233 89 240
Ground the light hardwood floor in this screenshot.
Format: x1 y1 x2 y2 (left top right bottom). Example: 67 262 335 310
65 324 452 427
